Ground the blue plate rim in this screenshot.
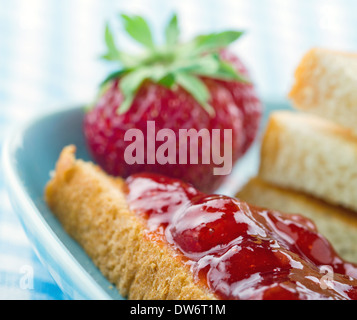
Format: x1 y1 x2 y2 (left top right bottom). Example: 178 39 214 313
2 105 114 300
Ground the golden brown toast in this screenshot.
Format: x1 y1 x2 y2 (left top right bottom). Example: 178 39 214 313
45 145 216 300
258 110 357 212
289 48 357 134
45 146 357 300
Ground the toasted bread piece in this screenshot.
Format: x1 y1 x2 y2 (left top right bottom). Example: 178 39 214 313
45 146 216 300
237 177 357 263
289 48 357 134
259 111 357 212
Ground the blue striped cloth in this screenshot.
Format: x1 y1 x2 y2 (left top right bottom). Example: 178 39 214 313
1 0 356 300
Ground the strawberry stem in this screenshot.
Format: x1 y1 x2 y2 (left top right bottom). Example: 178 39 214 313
98 13 247 116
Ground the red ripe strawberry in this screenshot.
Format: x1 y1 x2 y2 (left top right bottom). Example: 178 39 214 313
84 14 262 193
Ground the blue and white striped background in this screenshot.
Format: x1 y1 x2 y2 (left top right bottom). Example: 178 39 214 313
1 0 357 300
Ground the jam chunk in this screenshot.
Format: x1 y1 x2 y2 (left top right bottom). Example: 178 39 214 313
126 173 357 300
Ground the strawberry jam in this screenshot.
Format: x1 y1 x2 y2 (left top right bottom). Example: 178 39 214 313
126 173 357 300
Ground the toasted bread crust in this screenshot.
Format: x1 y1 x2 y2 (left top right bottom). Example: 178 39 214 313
259 111 357 212
45 146 216 300
289 48 357 134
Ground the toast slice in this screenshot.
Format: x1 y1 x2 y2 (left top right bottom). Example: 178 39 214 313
259 110 357 212
289 48 357 134
237 177 357 264
45 146 357 300
45 146 216 300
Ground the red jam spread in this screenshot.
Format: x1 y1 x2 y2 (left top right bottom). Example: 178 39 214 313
126 173 357 300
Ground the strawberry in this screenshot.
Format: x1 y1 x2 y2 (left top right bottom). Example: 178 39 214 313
84 14 262 193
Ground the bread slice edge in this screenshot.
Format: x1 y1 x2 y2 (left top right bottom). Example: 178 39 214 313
45 145 217 300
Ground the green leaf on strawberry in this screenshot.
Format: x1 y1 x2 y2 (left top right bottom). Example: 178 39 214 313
102 24 137 67
175 72 215 116
97 13 249 115
120 14 155 49
165 14 180 46
118 68 151 114
193 31 244 54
